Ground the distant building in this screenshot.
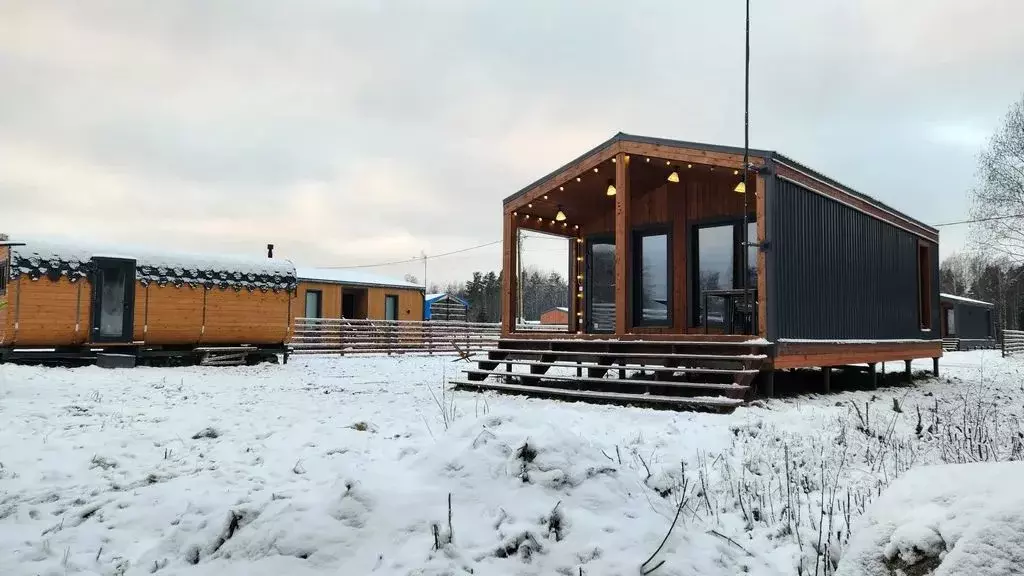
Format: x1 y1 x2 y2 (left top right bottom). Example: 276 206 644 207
940 293 995 350
424 293 469 322
295 268 424 322
540 306 569 325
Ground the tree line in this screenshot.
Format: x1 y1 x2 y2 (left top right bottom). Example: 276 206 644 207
411 266 569 323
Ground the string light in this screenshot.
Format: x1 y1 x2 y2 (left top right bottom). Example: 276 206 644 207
687 164 692 169
562 222 567 228
576 238 582 244
512 211 518 216
645 157 650 162
528 203 533 208
612 157 616 163
733 169 739 175
574 225 579 230
543 195 548 200
559 186 564 191
665 160 671 165
593 167 599 173
576 176 581 182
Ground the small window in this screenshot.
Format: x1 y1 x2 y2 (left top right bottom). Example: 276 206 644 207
304 289 322 318
0 258 8 297
385 294 399 321
945 308 956 336
918 243 932 330
633 228 671 326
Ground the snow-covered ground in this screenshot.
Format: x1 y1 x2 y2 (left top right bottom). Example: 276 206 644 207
0 351 1021 576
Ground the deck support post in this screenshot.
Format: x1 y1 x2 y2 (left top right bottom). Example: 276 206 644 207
868 363 877 389
613 151 631 336
932 357 939 377
761 370 774 398
904 359 912 382
822 366 831 394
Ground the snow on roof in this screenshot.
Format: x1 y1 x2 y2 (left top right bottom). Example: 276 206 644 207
426 293 468 306
940 293 994 307
11 238 294 275
9 238 296 291
296 267 423 290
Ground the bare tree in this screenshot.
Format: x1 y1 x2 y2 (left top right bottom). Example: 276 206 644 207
971 94 1024 261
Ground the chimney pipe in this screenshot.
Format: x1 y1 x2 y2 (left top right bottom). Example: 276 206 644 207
266 243 274 259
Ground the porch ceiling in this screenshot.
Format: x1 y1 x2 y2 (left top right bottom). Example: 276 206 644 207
509 155 754 234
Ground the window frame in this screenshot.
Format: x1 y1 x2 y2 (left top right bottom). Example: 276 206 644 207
631 224 673 327
384 294 399 321
583 233 616 334
0 257 8 298
917 241 933 331
304 289 323 319
688 215 757 327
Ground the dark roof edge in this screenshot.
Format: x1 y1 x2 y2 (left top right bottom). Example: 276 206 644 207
501 132 938 237
768 153 939 235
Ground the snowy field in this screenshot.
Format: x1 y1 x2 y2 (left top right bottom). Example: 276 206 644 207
0 351 1021 576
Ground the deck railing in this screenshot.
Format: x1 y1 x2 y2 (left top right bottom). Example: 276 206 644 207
291 318 501 356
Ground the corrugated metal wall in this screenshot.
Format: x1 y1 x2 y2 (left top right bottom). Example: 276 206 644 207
768 178 940 340
951 302 994 340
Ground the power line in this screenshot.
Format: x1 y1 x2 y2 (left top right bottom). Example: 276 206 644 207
932 214 1024 227
323 239 501 269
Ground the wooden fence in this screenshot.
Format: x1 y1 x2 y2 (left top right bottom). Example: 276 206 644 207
291 318 501 356
1002 330 1024 357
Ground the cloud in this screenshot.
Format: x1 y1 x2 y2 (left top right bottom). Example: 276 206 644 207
0 0 1022 280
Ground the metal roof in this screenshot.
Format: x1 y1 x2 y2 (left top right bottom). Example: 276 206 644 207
503 132 938 234
940 293 995 308
297 267 424 290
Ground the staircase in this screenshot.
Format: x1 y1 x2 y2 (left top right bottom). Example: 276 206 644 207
450 338 770 412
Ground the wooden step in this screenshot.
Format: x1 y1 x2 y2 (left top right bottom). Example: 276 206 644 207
470 360 757 376
451 379 744 410
462 369 749 393
482 349 765 362
497 337 769 348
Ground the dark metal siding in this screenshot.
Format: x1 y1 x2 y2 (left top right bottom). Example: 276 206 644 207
769 178 940 340
947 301 995 340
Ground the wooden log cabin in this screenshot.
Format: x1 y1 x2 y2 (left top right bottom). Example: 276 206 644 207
293 268 424 323
0 239 296 365
453 133 942 410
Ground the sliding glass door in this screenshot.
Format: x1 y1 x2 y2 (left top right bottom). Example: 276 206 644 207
691 219 758 329
585 235 616 333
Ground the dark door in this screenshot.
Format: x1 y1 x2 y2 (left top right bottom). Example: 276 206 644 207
585 235 616 333
90 258 136 343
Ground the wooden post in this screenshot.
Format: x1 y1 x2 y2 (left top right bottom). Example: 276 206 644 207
761 370 774 397
904 359 912 382
822 366 831 394
501 211 518 337
755 174 767 337
932 357 939 377
569 237 580 334
614 151 630 335
868 363 877 390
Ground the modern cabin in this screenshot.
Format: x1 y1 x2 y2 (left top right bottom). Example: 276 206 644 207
940 293 995 350
425 293 469 322
294 268 424 323
453 133 942 409
0 239 296 365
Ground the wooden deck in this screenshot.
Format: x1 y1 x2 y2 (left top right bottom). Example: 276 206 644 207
451 338 770 412
451 337 944 410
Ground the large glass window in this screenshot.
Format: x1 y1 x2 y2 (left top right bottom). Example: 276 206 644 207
745 221 758 290
633 229 670 325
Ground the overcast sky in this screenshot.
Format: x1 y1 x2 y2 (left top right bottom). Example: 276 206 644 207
2 0 1022 285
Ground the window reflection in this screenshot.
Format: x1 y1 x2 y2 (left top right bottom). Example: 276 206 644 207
697 225 734 326
637 233 669 324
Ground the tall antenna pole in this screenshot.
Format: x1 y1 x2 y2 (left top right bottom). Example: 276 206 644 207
741 0 752 333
